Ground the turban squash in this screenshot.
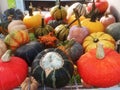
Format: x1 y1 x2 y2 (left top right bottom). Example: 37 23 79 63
0 50 28 90
31 48 74 88
77 43 120 87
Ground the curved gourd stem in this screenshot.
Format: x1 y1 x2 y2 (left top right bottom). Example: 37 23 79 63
28 2 33 16
1 50 11 62
96 43 105 59
90 0 99 22
73 8 81 27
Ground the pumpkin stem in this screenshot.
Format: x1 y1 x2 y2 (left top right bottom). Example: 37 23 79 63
28 2 33 16
1 50 11 62
104 12 111 17
73 8 81 27
41 18 44 27
56 0 61 9
85 0 99 21
96 43 105 59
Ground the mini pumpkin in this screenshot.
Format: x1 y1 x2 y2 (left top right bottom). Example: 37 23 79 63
57 39 84 64
81 12 105 33
86 0 108 14
8 20 27 33
83 32 115 52
4 30 29 51
55 24 69 41
77 43 120 87
23 3 42 29
14 41 45 66
67 2 86 20
20 76 39 90
100 13 116 29
50 4 67 20
31 48 74 88
0 50 28 90
35 18 54 38
67 8 89 44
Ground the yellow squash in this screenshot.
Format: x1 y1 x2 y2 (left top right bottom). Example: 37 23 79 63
83 32 115 52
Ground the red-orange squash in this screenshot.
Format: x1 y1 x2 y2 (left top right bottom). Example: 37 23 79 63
77 43 120 87
86 0 108 14
0 50 28 90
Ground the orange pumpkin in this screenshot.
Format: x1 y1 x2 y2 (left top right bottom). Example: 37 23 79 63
77 43 120 87
4 30 29 51
23 3 42 29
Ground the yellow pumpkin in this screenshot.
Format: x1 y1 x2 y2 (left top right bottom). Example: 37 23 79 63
83 32 115 52
67 15 86 27
81 18 105 33
23 3 42 29
23 11 42 29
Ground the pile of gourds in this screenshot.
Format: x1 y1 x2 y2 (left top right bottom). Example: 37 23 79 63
1 0 120 89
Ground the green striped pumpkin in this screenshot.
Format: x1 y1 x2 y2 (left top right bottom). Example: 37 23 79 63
35 18 54 38
31 48 74 88
55 24 69 41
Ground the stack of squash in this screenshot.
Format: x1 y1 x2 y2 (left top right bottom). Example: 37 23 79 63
1 0 120 89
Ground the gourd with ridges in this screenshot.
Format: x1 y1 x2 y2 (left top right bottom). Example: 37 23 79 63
83 32 115 52
50 0 67 20
31 48 74 88
35 18 54 38
4 30 29 51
